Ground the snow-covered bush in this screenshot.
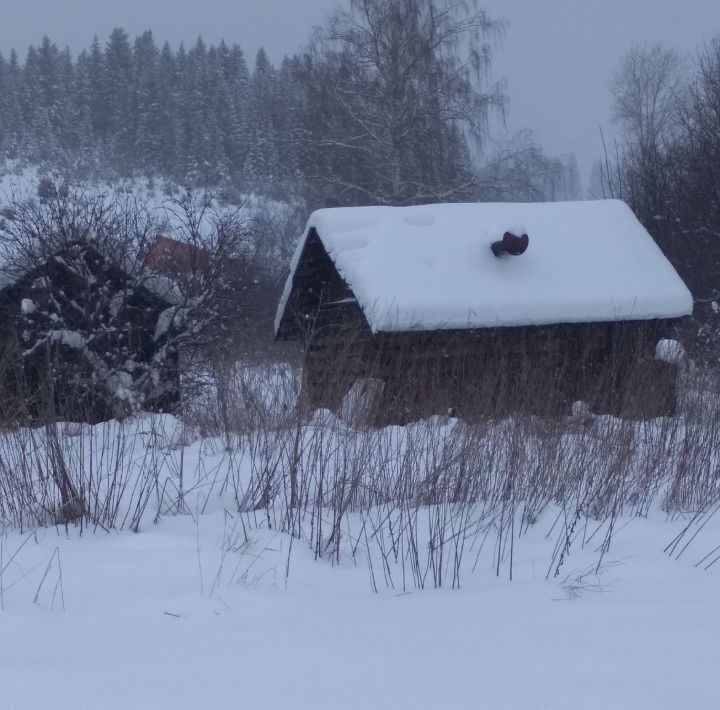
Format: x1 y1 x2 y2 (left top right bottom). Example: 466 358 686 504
0 183 281 423
0 187 180 422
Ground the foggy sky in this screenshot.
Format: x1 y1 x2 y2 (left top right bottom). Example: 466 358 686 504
1 0 719 192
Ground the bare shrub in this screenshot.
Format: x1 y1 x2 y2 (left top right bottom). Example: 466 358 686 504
201 331 717 589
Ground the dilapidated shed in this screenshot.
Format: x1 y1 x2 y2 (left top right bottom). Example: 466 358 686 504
275 200 693 423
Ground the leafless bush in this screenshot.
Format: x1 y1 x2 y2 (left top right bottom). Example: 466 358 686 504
188 335 718 589
0 412 247 533
0 182 157 276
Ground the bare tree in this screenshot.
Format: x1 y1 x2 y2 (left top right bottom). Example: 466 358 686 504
604 38 720 358
476 131 579 202
302 0 507 206
611 42 684 157
677 37 720 231
0 180 156 277
603 44 685 219
153 192 268 364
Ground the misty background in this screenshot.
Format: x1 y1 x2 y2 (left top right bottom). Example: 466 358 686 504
1 0 718 190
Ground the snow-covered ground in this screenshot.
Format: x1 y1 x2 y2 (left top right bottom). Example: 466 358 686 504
1 505 719 709
0 412 719 709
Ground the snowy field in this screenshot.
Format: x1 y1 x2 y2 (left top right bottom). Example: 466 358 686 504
0 406 719 710
1 500 719 709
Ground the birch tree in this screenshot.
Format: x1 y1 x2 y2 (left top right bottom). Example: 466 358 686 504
303 0 506 206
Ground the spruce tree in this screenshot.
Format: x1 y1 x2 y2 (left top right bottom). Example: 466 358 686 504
103 28 134 174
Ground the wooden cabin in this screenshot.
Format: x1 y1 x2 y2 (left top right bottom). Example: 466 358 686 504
275 200 693 423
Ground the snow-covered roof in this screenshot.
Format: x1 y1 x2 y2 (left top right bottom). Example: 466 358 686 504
275 199 693 334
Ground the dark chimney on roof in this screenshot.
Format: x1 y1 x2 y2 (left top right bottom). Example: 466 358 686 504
491 231 529 257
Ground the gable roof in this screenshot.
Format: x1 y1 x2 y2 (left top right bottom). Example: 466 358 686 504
275 199 693 335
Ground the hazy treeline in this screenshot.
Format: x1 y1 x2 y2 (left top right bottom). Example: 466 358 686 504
0 31 283 195
0 0 578 206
